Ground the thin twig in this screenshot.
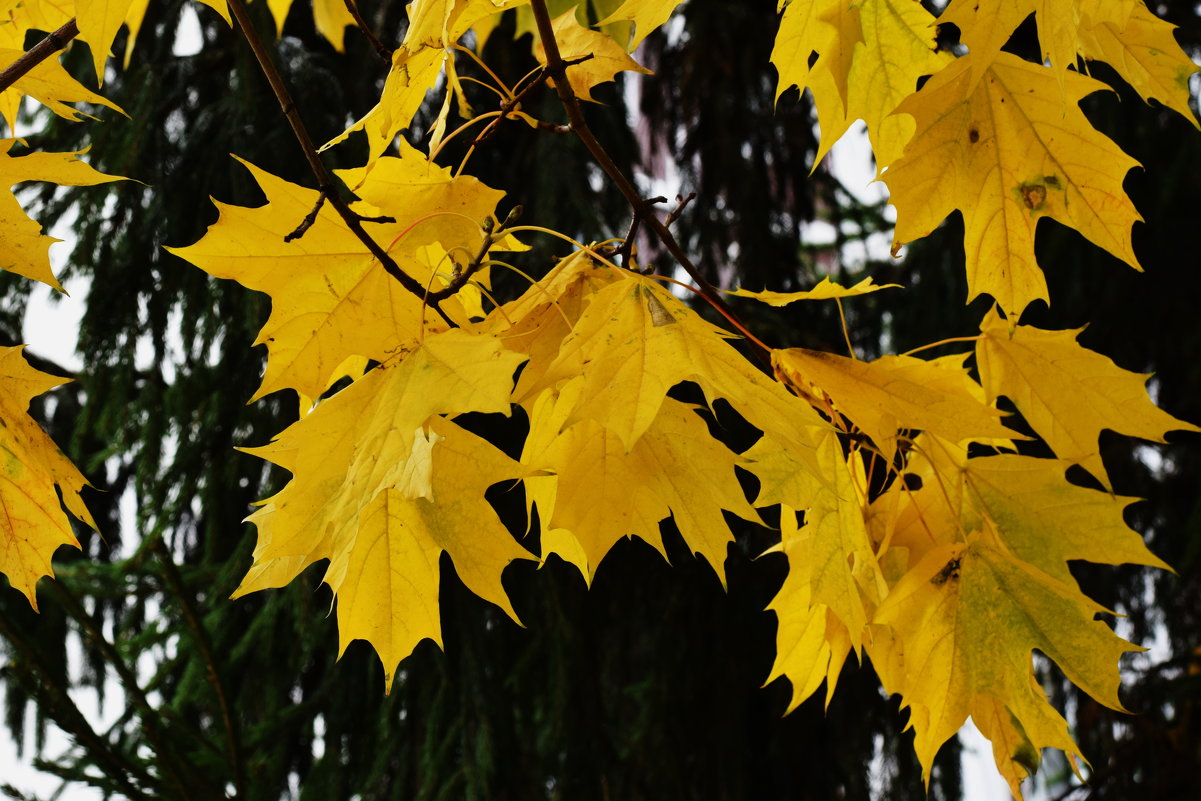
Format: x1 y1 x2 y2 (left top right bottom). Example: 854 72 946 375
527 0 772 367
0 18 79 94
664 192 696 227
342 0 392 62
284 188 329 242
615 196 666 269
468 56 594 149
425 206 523 304
224 0 456 327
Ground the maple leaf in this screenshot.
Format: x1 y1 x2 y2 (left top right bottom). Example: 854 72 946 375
1 140 123 290
234 329 530 683
829 0 951 169
511 260 829 452
773 349 1012 463
871 532 1140 797
598 0 687 50
533 9 650 102
321 46 447 159
323 0 526 159
1077 1 1200 126
884 53 1142 315
727 276 900 305
0 46 123 131
976 309 1199 487
765 505 853 712
757 432 883 648
773 0 948 170
523 381 759 584
771 0 858 105
0 347 95 608
169 143 507 401
941 0 1137 86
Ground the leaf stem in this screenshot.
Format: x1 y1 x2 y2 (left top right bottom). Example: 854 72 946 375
526 0 771 368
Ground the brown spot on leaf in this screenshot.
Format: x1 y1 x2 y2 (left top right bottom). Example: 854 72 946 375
931 556 961 586
968 127 980 144
1044 174 1062 189
1019 182 1047 211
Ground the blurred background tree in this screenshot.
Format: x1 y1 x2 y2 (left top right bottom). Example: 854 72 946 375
0 1 1196 799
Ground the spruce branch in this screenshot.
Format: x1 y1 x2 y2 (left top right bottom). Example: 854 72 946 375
224 0 456 328
44 580 202 801
151 539 246 801
0 613 155 801
527 0 771 367
0 18 79 94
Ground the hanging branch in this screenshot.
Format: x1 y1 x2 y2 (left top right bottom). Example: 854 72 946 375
526 0 771 367
151 539 247 801
0 18 79 93
224 0 456 328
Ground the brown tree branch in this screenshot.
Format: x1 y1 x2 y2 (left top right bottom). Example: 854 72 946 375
526 0 771 367
0 18 79 94
224 0 456 328
342 0 393 62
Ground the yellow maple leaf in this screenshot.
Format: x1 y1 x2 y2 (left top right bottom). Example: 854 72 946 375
871 532 1139 796
234 329 530 683
169 145 506 401
0 46 123 132
598 0 686 50
771 0 855 104
523 381 758 584
533 9 650 102
727 276 900 305
941 0 1137 85
516 266 827 451
75 0 137 81
2 140 122 291
976 309 1198 487
773 349 1012 463
0 346 95 608
884 52 1142 315
321 46 447 159
1077 1 1200 126
830 0 950 169
764 505 853 712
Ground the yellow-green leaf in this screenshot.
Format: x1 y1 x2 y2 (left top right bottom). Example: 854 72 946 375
872 533 1137 795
